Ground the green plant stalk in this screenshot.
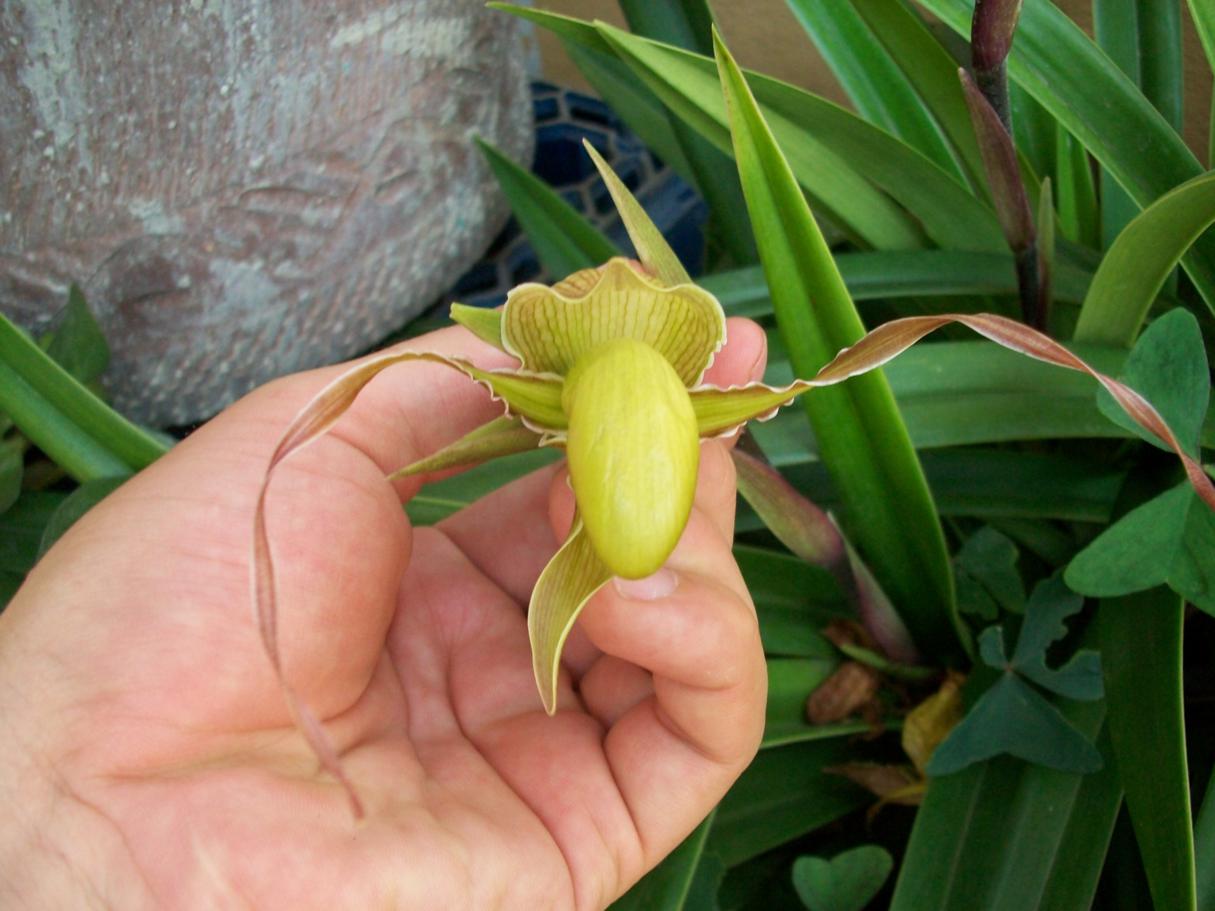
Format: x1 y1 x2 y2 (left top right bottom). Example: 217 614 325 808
713 30 964 659
970 0 1023 134
1100 589 1196 911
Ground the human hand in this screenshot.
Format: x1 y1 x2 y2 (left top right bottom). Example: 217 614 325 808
0 318 768 910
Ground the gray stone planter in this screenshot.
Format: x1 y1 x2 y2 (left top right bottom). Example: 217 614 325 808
1 0 533 425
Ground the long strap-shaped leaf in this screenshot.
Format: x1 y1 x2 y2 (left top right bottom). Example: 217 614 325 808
918 0 1215 313
1075 172 1215 345
713 27 963 659
0 313 168 480
1100 589 1196 911
618 0 758 265
783 0 964 182
848 0 991 197
475 138 618 279
605 23 1005 254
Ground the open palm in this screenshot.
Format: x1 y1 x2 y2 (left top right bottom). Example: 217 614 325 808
0 320 768 910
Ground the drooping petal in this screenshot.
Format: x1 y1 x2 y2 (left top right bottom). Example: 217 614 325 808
565 338 700 579
811 313 1215 511
529 516 613 715
253 346 563 816
689 380 813 437
386 416 543 481
502 257 726 385
581 139 693 287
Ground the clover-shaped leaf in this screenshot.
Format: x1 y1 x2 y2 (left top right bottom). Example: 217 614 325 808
792 845 893 911
954 525 1025 619
1066 480 1215 616
928 576 1103 775
1096 308 1208 457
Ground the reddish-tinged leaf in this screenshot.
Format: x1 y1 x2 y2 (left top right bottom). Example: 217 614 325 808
959 68 1034 254
732 446 919 663
732 447 846 573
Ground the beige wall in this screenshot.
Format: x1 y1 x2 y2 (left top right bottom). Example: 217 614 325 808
534 0 1211 158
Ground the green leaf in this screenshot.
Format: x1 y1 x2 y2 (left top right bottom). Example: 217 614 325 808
1066 482 1215 613
600 22 1004 252
475 138 618 279
1075 173 1215 345
707 739 868 867
1189 0 1215 77
1054 126 1100 248
792 846 893 911
0 437 22 515
891 697 1118 910
707 243 1096 319
954 526 1025 618
1093 0 1152 246
491 4 695 183
1010 577 1101 701
0 313 167 481
37 477 127 557
1095 308 1208 455
848 0 990 194
618 0 758 265
0 490 67 574
1196 764 1215 911
735 544 846 657
930 578 1102 775
1010 81 1057 181
918 0 1215 313
927 675 1102 777
783 0 962 181
1100 589 1196 911
44 285 109 383
527 518 612 715
713 29 961 660
609 811 719 911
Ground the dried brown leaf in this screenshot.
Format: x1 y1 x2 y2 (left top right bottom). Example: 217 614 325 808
807 661 882 724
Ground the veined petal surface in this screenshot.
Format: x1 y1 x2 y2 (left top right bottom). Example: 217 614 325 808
502 257 726 386
528 517 613 715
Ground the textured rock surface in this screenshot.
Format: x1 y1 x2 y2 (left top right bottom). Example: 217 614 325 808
0 0 533 425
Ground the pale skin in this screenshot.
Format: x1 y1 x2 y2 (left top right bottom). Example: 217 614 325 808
0 317 768 910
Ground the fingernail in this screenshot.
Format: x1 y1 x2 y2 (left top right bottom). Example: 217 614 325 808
614 567 678 601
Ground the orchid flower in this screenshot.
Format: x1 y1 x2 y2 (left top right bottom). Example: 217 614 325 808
253 143 1215 814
